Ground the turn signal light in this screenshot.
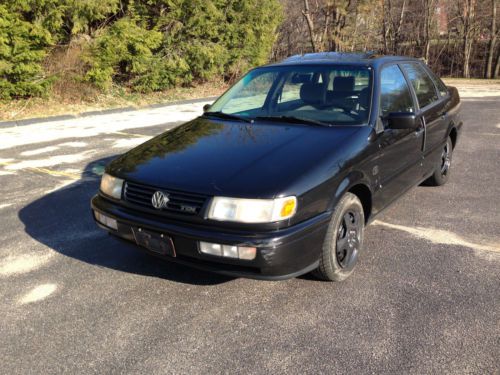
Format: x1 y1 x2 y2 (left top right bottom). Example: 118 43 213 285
280 198 296 218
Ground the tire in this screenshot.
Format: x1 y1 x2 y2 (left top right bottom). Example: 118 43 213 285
313 192 365 281
424 136 453 186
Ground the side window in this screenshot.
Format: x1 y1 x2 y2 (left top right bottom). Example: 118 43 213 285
380 65 415 117
401 63 439 108
278 73 310 105
425 67 448 97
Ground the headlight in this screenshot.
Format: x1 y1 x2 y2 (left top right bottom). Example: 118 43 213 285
100 173 124 199
207 196 297 223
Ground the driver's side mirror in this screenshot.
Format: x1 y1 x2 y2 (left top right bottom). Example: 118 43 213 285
385 112 417 130
203 103 212 113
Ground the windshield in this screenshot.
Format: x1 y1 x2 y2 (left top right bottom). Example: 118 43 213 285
208 65 372 126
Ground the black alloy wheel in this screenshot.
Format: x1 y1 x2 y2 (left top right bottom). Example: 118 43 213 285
424 136 453 186
336 211 362 269
313 192 365 281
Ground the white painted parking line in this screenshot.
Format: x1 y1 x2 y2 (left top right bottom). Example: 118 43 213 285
21 146 59 156
113 131 149 138
3 152 94 172
0 160 81 180
59 142 88 148
373 220 500 253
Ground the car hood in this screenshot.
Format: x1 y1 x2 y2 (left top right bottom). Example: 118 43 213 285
107 117 364 197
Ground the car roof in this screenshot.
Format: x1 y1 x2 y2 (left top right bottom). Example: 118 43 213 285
267 52 423 68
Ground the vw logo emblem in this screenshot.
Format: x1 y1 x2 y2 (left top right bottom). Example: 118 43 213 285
151 191 169 209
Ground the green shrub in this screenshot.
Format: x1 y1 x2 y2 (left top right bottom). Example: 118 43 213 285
4 0 120 39
84 0 283 92
0 5 52 99
0 0 283 98
84 17 164 90
131 55 191 93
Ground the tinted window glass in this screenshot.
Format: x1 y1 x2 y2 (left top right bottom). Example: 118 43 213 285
210 65 373 125
278 73 306 105
278 69 370 105
221 71 278 113
401 63 439 108
327 70 370 91
425 67 448 96
380 65 415 117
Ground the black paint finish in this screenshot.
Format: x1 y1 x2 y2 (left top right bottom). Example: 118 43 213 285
91 53 462 279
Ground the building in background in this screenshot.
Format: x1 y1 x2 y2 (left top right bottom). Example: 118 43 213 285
436 0 449 35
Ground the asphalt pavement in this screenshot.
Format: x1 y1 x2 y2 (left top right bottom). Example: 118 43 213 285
0 95 499 374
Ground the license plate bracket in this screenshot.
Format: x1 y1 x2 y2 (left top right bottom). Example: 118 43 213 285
132 228 176 257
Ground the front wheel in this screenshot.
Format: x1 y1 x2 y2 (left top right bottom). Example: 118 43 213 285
424 136 453 186
313 192 365 282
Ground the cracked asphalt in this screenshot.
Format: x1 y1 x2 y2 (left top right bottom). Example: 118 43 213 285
0 95 499 374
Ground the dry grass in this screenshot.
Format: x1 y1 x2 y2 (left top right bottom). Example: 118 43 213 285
443 78 500 98
442 78 500 85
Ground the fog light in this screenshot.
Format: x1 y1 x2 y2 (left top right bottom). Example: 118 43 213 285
199 242 222 256
94 211 118 230
222 245 238 258
199 242 257 260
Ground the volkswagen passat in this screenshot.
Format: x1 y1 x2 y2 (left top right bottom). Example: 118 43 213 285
91 52 461 281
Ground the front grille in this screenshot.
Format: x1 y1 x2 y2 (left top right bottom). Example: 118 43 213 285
124 181 208 215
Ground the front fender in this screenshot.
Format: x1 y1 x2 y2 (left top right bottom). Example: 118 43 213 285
327 171 373 212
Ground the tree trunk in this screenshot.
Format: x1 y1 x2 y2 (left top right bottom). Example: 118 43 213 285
485 0 498 78
423 0 435 63
319 7 331 52
494 50 500 78
463 0 476 78
302 0 317 52
394 0 407 54
381 0 389 54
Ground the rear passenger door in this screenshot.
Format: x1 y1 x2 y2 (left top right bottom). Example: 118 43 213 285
374 64 423 208
400 62 448 176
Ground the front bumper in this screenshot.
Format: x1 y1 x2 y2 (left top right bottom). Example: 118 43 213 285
91 195 330 280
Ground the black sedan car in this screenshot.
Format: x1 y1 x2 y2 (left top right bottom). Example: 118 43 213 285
91 52 462 281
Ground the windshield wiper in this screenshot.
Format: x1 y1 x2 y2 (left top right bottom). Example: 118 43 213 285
254 115 331 127
203 111 252 123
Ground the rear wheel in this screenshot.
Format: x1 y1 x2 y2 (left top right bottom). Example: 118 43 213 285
424 136 453 186
313 192 365 281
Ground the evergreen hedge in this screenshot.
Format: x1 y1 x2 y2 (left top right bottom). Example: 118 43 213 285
0 0 282 99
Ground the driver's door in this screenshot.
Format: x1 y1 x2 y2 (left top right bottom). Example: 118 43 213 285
373 64 424 210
